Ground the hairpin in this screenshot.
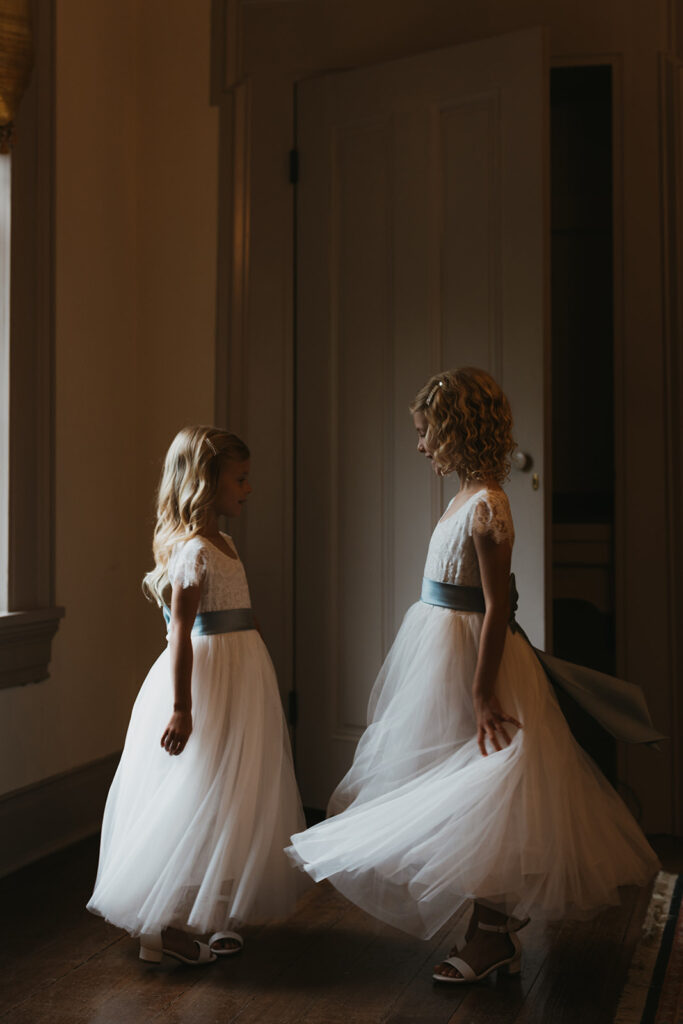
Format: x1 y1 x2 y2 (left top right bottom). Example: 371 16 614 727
425 380 444 407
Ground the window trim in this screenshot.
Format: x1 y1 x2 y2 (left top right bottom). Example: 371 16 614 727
0 0 63 689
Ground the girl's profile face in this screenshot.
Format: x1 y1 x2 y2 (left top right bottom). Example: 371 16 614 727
213 459 252 518
413 411 438 473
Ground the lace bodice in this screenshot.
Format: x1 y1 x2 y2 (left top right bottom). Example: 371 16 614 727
167 533 251 612
423 489 514 588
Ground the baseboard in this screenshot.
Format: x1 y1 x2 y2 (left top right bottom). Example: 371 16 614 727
0 753 120 878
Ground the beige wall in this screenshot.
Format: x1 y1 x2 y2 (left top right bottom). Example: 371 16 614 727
0 0 218 796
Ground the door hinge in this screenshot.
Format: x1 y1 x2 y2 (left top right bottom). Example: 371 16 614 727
289 148 299 184
288 689 298 726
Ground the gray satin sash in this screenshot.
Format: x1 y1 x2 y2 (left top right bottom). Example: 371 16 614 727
421 578 486 613
162 605 255 636
421 575 664 746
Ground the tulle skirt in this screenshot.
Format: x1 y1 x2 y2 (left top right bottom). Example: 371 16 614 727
287 603 659 940
88 631 307 937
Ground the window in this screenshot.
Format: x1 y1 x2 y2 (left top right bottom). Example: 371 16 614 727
0 0 63 688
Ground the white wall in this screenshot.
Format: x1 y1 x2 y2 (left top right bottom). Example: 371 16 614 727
0 0 218 796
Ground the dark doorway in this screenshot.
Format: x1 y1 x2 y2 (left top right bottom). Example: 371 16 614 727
551 65 617 783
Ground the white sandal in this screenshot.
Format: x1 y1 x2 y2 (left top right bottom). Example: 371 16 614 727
139 932 218 965
208 930 244 956
433 916 528 984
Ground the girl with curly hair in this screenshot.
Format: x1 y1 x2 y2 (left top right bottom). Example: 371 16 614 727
88 426 306 965
288 368 659 985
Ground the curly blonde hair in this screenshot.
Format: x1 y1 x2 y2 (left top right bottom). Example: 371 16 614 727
142 426 250 606
410 367 515 481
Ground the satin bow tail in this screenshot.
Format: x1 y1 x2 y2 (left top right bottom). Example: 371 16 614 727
421 574 665 747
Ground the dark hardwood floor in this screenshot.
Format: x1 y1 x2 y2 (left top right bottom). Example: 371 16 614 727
0 835 680 1024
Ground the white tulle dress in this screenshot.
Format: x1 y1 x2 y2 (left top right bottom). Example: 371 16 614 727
287 489 659 940
88 534 306 938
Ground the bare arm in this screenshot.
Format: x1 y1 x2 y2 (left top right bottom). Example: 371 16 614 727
471 528 522 756
160 582 201 756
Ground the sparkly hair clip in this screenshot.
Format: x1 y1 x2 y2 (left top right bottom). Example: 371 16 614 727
425 380 444 407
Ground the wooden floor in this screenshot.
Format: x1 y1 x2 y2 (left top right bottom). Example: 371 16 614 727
1 836 681 1024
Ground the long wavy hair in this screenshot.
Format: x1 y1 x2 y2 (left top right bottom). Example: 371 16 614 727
142 426 250 606
410 367 515 481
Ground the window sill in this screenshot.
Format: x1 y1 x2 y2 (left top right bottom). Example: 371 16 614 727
0 607 65 689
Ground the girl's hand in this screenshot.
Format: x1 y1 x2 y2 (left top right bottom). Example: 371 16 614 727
161 710 193 756
473 692 522 756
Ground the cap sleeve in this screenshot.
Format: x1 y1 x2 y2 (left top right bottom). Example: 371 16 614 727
471 491 514 546
168 538 208 589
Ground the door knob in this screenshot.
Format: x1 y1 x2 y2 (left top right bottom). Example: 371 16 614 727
511 450 532 472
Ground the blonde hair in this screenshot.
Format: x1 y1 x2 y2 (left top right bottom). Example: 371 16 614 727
142 426 250 606
410 368 515 481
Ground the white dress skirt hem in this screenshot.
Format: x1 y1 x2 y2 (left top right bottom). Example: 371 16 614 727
88 629 307 938
286 604 659 941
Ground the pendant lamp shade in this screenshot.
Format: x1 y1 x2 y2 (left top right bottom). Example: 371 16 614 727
0 0 33 153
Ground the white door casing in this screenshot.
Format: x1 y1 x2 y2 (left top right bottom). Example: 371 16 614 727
296 28 549 808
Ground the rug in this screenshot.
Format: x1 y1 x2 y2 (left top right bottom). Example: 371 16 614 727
614 872 683 1023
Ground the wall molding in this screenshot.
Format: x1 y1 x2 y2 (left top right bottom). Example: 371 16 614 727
0 753 119 879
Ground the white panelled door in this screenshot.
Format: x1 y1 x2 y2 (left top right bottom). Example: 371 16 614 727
296 29 548 808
